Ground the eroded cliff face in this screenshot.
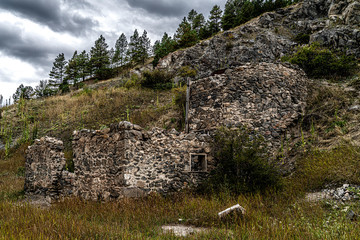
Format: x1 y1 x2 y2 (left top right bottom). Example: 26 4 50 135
157 0 360 78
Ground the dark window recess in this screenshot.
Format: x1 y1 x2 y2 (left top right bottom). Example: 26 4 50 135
190 154 207 172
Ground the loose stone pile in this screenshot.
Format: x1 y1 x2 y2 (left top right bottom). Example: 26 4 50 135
306 184 360 202
323 184 360 201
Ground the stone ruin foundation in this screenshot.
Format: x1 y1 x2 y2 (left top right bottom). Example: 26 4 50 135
25 122 212 201
25 62 308 201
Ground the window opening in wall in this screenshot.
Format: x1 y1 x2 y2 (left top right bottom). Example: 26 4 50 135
190 154 207 172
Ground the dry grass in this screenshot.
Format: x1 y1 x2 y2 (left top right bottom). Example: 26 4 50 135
289 144 360 192
0 188 359 239
0 69 360 239
0 144 359 239
1 86 183 149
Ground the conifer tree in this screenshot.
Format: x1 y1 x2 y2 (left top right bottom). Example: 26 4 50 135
208 5 223 35
76 50 90 82
109 47 115 66
153 32 176 66
139 30 151 64
12 84 33 101
127 29 150 64
34 80 52 98
49 53 67 91
193 13 205 34
175 17 198 48
65 51 79 85
127 29 140 64
89 35 110 79
0 94 3 107
113 33 128 67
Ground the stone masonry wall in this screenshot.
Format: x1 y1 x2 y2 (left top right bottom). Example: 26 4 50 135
189 62 308 150
123 123 212 196
24 122 212 201
72 124 127 201
24 137 74 200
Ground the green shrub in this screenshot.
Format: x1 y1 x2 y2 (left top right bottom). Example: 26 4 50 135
203 126 282 194
64 149 74 173
124 74 141 89
141 70 173 90
283 42 357 78
172 86 187 111
293 33 310 44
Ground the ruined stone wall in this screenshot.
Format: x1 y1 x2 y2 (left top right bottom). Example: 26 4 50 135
25 122 212 201
189 62 308 150
72 124 127 201
24 137 74 200
71 121 211 200
123 123 212 196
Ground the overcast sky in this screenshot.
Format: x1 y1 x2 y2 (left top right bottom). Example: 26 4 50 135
0 0 226 103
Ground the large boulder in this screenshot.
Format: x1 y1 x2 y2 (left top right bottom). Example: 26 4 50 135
343 1 360 26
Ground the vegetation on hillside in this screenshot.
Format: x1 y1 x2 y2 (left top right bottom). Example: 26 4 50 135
5 0 300 103
0 1 360 239
201 127 282 195
282 42 358 79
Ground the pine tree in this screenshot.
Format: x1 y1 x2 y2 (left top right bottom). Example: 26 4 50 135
139 30 151 64
209 5 223 35
76 50 90 82
89 35 110 80
12 84 34 101
153 32 176 66
193 13 205 34
127 29 141 64
222 0 245 30
0 94 3 107
175 17 198 48
109 47 115 66
49 53 67 91
187 9 198 26
34 80 52 98
65 51 79 85
113 33 128 67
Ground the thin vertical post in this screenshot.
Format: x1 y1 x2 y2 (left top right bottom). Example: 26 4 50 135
185 77 190 133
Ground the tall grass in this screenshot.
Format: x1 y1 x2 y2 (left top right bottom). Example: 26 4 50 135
0 86 184 149
0 143 360 239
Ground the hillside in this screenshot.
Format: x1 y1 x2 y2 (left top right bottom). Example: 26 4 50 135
0 0 360 238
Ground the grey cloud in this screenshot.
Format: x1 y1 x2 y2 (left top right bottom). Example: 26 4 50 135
0 0 98 36
0 24 73 67
124 0 189 17
123 0 225 17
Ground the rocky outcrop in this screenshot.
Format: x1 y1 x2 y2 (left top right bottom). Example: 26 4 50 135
188 62 308 150
157 0 360 77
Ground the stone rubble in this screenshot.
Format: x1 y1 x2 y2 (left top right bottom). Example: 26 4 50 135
306 184 360 202
161 225 208 237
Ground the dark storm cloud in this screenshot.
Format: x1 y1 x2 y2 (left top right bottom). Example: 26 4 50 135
0 23 71 67
0 0 98 35
124 0 189 17
123 0 225 17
